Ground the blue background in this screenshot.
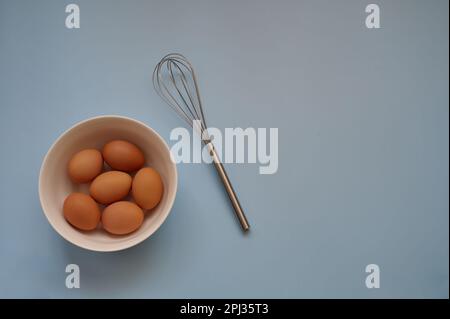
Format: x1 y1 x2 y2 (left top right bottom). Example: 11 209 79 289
0 0 448 298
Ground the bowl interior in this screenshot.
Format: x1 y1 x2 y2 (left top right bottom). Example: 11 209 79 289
39 116 177 252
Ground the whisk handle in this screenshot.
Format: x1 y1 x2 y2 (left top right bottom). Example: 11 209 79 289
207 142 250 232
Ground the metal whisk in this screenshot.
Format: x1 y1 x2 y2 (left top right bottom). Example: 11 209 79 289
153 53 250 232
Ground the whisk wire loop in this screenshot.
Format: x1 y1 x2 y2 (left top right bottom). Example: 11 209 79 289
153 53 208 135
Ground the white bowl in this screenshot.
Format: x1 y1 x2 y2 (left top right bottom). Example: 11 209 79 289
39 115 177 252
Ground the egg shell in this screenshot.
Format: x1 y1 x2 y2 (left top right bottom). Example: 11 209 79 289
68 149 103 183
132 167 164 210
89 171 132 205
102 140 145 172
102 201 144 235
63 193 101 231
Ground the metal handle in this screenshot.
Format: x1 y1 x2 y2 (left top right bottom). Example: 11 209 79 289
207 142 250 232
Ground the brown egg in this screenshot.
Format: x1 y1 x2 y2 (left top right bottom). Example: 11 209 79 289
89 171 132 205
68 149 103 183
102 140 145 172
132 167 164 210
63 193 101 231
102 201 144 235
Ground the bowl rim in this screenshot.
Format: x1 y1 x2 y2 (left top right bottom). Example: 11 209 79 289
38 115 178 252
